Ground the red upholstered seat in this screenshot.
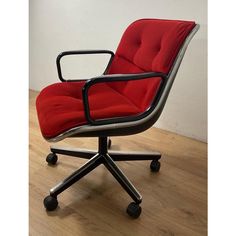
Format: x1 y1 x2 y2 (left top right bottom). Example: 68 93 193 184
36 78 162 138
36 19 195 139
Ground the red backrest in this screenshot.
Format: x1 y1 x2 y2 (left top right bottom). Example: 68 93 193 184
107 19 196 111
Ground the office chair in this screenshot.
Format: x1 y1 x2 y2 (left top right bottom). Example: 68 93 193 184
36 19 199 218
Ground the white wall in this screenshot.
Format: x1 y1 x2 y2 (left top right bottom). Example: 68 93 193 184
29 0 207 142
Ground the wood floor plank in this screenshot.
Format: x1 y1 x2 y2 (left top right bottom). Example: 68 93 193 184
29 89 207 236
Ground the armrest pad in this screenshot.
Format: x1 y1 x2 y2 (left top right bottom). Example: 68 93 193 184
56 50 114 82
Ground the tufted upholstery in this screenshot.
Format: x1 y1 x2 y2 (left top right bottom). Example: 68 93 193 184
106 19 195 108
36 19 196 138
108 19 195 74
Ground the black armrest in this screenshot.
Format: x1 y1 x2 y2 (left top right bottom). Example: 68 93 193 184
56 50 115 82
82 72 167 125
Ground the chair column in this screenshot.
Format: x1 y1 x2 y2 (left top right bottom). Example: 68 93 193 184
98 136 108 154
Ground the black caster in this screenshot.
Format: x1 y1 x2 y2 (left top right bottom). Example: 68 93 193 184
46 153 58 165
150 159 161 172
107 138 112 149
126 202 142 218
43 195 58 211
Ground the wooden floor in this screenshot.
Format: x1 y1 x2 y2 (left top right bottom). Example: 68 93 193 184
29 90 207 236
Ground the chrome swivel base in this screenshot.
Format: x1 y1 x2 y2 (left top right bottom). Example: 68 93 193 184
43 137 161 218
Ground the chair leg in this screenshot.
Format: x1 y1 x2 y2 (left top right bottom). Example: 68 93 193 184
43 153 102 211
50 146 96 159
108 150 161 161
51 153 101 197
103 154 142 204
49 144 161 162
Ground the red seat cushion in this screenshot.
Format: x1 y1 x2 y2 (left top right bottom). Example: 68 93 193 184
36 81 154 138
36 19 195 139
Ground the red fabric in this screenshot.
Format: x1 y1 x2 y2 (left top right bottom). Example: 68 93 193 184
36 81 143 138
36 19 195 138
108 19 195 74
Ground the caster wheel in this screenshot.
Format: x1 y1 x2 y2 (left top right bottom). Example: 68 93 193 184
44 195 58 211
150 159 161 172
126 202 142 218
107 138 112 149
46 153 58 165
